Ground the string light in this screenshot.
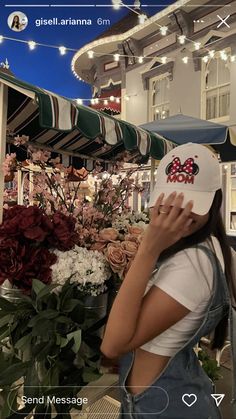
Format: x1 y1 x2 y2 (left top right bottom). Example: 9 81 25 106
231 56 236 62
28 41 36 50
202 56 209 63
59 46 66 55
110 95 115 101
0 36 3 43
90 99 95 105
178 35 186 45
114 53 120 61
208 50 215 58
194 42 201 51
112 0 122 10
94 98 99 104
115 97 120 103
125 95 130 101
76 99 83 105
138 56 144 63
160 26 168 36
104 99 108 105
87 50 94 59
138 14 147 24
220 50 228 61
182 56 189 64
161 56 167 64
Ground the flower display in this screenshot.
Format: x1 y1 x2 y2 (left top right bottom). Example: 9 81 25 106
51 246 111 296
0 205 79 291
0 238 57 292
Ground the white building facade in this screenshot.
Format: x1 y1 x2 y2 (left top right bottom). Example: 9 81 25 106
72 0 236 237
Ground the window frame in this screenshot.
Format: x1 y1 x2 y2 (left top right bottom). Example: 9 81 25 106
201 50 231 123
148 73 170 122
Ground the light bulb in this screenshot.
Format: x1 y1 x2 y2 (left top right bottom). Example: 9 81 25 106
112 0 122 10
209 50 215 58
138 56 144 63
160 26 168 36
114 53 120 62
0 36 3 43
59 46 66 55
202 56 209 63
220 50 228 61
104 99 108 105
194 42 201 50
88 50 94 59
182 56 189 64
95 98 99 104
178 35 186 45
161 56 167 64
125 95 130 101
28 41 36 50
231 56 236 62
91 99 95 105
76 99 83 105
110 96 115 101
115 97 120 103
138 14 147 24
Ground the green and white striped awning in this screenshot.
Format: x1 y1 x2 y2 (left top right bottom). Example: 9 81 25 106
1 71 176 171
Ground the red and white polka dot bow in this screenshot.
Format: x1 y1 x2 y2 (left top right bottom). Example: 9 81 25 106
170 157 194 175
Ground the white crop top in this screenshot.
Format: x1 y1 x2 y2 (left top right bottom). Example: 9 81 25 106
140 237 224 357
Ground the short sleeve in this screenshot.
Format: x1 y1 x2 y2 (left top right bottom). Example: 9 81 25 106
151 247 214 311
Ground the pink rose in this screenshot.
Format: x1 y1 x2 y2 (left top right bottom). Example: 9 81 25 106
121 241 138 258
124 234 139 243
90 241 107 252
128 225 144 236
106 245 127 273
99 228 118 242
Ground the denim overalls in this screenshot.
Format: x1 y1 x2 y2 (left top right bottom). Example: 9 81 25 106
119 245 230 418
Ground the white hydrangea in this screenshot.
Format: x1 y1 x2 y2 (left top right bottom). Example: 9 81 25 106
51 246 111 295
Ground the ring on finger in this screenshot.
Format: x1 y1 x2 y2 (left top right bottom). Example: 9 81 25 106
159 209 169 214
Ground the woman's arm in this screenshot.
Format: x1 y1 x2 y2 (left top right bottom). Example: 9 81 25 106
101 192 193 358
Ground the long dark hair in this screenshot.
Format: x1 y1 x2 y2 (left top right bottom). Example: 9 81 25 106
159 189 234 350
11 15 20 29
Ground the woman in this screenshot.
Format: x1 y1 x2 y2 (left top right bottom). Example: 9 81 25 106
101 143 234 418
11 15 21 31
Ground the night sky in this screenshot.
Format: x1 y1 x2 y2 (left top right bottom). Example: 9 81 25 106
0 1 177 99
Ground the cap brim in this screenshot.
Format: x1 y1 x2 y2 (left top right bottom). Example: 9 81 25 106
148 188 215 215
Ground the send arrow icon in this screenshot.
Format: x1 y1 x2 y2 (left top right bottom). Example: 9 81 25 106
211 394 225 407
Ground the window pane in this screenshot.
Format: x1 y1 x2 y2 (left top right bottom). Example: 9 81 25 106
206 89 217 119
205 59 217 88
152 78 169 106
218 59 230 85
219 86 230 117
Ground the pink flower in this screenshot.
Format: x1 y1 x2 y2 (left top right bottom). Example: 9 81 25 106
128 225 144 236
105 244 127 274
121 240 138 258
99 228 119 242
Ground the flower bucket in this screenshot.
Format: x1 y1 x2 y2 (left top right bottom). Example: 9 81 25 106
0 280 22 302
84 292 108 339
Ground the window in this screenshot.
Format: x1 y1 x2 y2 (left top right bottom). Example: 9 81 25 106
202 52 230 121
149 74 170 121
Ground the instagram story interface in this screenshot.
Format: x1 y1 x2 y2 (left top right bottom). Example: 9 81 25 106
0 0 235 418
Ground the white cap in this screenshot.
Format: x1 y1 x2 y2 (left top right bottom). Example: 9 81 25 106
149 143 221 215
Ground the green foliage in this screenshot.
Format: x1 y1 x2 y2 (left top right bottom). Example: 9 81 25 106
198 349 221 381
0 279 106 418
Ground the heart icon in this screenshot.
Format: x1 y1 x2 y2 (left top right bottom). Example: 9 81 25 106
182 393 197 407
